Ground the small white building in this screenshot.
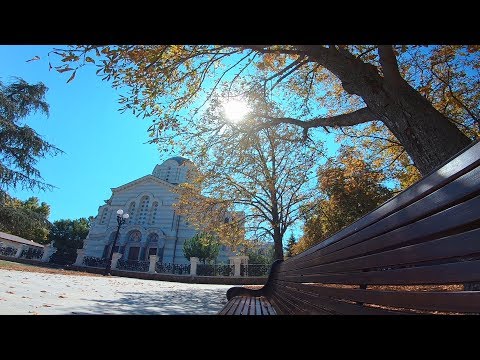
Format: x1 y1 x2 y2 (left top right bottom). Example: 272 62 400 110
82 157 231 265
0 231 44 257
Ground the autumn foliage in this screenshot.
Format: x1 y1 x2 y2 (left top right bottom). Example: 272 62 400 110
293 147 393 255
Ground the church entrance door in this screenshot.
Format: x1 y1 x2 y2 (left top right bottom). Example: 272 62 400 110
128 247 140 260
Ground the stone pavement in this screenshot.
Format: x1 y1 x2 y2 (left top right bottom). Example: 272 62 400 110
0 269 231 315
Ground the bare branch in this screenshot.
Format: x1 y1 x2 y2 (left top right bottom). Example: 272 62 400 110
255 107 377 130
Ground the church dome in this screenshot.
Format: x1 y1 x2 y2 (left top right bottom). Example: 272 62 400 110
152 156 194 184
166 156 190 165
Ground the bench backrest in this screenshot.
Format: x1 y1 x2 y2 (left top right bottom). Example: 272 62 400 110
265 141 480 314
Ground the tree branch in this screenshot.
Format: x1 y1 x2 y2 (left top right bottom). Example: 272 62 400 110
255 107 377 130
378 45 404 85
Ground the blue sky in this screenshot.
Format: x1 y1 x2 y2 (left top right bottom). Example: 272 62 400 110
0 45 164 221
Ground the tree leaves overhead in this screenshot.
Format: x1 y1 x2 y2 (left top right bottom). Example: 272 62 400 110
50 45 479 176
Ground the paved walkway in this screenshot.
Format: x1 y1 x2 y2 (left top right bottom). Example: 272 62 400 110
0 269 231 315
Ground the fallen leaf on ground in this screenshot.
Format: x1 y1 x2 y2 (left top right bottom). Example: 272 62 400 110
58 295 67 298
6 291 14 294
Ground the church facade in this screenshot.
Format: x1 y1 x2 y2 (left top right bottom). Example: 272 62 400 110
82 156 230 265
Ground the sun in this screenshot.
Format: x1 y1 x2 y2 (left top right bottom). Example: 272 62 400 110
222 99 250 123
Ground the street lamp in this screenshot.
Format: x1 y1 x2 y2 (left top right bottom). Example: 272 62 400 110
104 209 129 276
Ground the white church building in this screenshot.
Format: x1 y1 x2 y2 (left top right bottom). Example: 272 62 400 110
82 156 230 265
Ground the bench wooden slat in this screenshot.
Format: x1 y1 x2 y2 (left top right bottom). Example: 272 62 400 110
218 296 239 315
277 259 480 285
278 228 480 277
254 297 262 315
272 284 334 315
288 141 480 263
286 164 480 271
269 291 294 315
259 296 274 315
248 297 255 314
272 286 317 315
228 297 244 315
221 296 276 315
282 193 480 273
218 300 233 315
274 281 406 315
275 280 480 313
235 296 249 315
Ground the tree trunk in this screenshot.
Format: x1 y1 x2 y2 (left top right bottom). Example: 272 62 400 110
365 80 472 175
299 46 473 175
273 226 284 261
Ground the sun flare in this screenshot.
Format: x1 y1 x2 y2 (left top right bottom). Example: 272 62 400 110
222 99 250 123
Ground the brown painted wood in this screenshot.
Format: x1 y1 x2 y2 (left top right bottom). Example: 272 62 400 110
288 141 480 263
273 281 404 315
223 296 242 315
218 299 236 315
259 296 273 315
272 286 315 315
293 163 480 263
233 297 248 315
241 296 251 315
276 280 480 313
283 186 480 269
263 297 277 315
278 259 480 285
279 228 480 277
269 291 294 315
282 193 480 272
272 285 334 315
248 297 256 315
255 297 262 315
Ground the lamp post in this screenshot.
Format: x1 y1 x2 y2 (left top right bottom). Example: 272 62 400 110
104 209 129 276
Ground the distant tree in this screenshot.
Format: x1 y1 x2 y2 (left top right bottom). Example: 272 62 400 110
284 234 297 258
49 218 90 264
0 77 62 244
183 233 220 264
247 242 275 265
0 194 51 243
293 147 393 255
0 77 62 195
173 100 321 261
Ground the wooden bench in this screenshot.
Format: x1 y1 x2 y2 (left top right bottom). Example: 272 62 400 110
219 141 480 315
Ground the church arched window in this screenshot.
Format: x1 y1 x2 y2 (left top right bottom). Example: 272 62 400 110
128 230 142 242
137 196 149 225
100 207 109 225
149 201 158 224
147 233 159 242
127 201 136 224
